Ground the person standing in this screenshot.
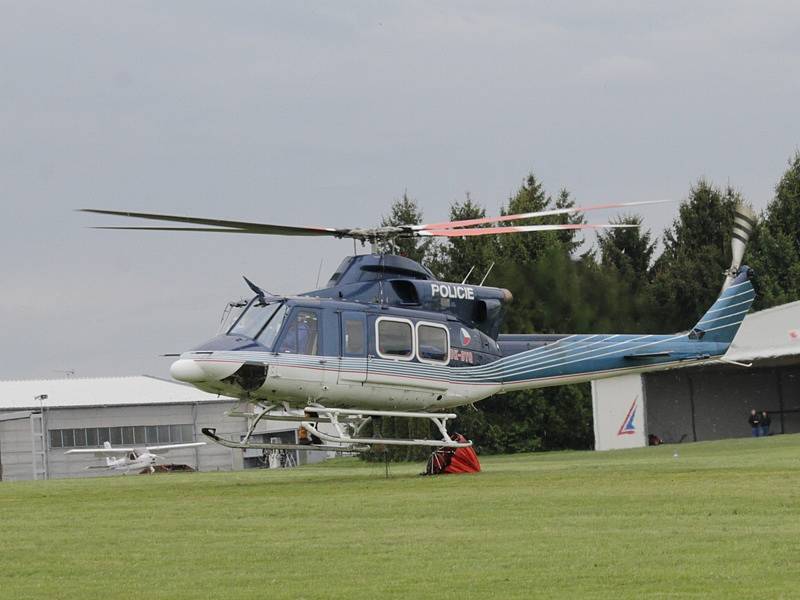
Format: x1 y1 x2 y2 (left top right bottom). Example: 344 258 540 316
748 409 761 437
760 411 772 437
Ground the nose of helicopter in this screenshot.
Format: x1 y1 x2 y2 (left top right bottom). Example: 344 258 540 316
170 359 208 383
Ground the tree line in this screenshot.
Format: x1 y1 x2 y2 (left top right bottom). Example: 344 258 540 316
366 153 800 460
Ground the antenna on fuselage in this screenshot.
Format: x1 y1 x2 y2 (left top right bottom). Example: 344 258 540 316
479 262 495 286
315 259 324 288
461 266 475 285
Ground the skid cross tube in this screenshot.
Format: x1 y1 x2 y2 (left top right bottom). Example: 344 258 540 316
301 407 471 448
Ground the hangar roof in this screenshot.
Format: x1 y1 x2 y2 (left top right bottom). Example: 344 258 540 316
725 299 800 364
0 375 232 411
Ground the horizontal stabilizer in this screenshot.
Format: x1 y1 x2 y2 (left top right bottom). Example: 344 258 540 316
624 351 673 359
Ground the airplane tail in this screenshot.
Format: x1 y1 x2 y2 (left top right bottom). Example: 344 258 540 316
104 441 114 467
690 267 755 344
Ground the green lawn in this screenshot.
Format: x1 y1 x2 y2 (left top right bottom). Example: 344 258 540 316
1 436 799 599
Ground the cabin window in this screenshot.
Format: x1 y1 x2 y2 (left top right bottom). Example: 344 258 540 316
344 317 365 355
417 323 450 364
277 309 321 355
377 318 413 360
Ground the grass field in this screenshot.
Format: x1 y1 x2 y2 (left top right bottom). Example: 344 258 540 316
2 436 799 600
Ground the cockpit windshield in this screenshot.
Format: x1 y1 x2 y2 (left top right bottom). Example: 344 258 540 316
228 300 285 343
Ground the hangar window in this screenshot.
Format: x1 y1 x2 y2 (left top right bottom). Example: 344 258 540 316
376 318 414 360
62 429 75 447
417 323 450 365
110 428 122 445
74 428 86 447
98 428 110 445
121 427 134 445
49 424 196 449
133 426 146 445
49 430 62 448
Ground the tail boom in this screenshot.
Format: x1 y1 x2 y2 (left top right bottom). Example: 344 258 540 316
495 268 755 391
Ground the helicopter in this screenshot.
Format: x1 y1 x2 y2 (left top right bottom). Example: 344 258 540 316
81 199 756 453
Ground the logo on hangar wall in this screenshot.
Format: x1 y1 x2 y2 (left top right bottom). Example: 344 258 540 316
617 396 638 436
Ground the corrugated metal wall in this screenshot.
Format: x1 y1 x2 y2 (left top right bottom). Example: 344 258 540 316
644 365 800 443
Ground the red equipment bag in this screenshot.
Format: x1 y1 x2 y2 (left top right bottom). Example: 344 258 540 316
423 434 481 475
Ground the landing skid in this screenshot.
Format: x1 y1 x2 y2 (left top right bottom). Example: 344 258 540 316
212 401 473 453
302 407 473 448
201 427 369 453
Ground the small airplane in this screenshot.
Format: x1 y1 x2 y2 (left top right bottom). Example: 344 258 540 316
81 198 757 454
65 441 206 474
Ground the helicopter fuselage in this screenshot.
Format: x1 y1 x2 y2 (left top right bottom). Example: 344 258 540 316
170 254 753 411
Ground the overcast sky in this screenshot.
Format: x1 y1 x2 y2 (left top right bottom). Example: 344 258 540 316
2 1 799 381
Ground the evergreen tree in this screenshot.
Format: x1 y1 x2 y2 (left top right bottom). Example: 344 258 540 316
647 181 741 331
378 192 431 263
749 153 800 309
597 215 656 284
496 176 583 266
431 194 496 284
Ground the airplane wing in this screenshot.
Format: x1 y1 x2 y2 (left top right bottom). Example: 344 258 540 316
65 447 134 456
145 442 206 453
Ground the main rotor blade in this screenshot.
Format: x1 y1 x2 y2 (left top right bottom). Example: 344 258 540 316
80 209 341 237
416 199 670 231
417 223 637 237
90 227 267 233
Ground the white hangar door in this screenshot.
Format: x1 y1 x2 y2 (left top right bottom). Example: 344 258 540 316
592 374 647 451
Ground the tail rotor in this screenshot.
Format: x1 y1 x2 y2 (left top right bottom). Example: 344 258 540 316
722 201 756 291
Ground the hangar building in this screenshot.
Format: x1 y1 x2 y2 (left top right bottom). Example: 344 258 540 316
593 300 800 450
0 376 326 481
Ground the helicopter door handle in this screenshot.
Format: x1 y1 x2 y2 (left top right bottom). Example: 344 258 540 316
319 359 327 364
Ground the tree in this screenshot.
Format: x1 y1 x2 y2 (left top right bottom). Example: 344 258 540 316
430 194 496 284
749 153 800 309
495 176 583 266
450 176 598 455
597 215 656 284
647 181 741 332
378 192 431 263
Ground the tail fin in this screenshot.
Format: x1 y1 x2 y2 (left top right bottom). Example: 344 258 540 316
103 441 114 466
691 267 755 344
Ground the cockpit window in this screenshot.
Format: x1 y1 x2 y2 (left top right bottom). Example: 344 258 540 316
256 303 288 349
229 300 284 339
276 309 321 355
